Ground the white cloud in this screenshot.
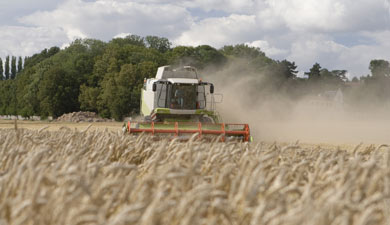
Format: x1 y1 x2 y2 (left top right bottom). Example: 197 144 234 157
0 0 61 9
128 0 257 13
258 0 389 32
259 0 346 32
285 32 390 77
0 0 389 78
246 40 288 57
0 26 68 58
337 31 390 76
113 33 132 38
19 0 192 41
386 0 390 14
0 0 63 27
182 0 256 13
174 14 257 47
287 34 347 71
362 30 390 48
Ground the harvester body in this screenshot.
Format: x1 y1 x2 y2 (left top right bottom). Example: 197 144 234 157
125 66 251 142
141 66 218 123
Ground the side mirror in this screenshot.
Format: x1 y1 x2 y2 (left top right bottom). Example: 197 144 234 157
152 83 157 92
210 84 214 94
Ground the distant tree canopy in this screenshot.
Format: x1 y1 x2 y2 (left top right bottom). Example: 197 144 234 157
168 45 226 69
0 35 389 120
145 36 171 53
369 59 390 78
221 44 266 59
305 63 321 80
279 60 298 79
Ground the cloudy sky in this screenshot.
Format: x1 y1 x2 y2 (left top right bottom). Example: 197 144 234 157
1 0 390 78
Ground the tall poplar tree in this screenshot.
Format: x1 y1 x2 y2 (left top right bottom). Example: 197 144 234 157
11 56 16 79
23 56 27 69
0 58 3 80
17 56 23 73
4 56 10 80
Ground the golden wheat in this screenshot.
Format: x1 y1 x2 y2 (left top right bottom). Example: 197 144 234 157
0 128 389 225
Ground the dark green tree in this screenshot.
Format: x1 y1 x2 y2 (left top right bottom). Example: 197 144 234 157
221 44 265 59
145 36 171 53
168 45 226 69
4 56 9 80
96 61 159 120
305 63 321 80
369 59 390 78
79 85 100 112
221 44 274 71
48 46 60 56
0 80 17 114
24 47 60 69
38 66 80 117
279 60 298 79
17 56 23 73
110 35 145 47
0 58 3 80
195 45 226 68
168 46 196 66
23 56 27 68
98 64 138 120
11 56 16 79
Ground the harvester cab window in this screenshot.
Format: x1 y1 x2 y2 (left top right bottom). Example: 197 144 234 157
169 84 198 109
197 85 206 109
156 83 168 108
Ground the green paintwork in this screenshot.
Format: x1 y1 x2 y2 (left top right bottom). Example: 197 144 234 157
154 108 171 114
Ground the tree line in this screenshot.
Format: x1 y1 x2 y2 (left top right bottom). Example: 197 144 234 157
0 34 389 120
0 56 24 80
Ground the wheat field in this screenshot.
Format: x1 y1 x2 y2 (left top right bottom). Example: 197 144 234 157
0 126 389 225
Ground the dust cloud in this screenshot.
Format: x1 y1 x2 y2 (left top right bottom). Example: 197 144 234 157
201 61 390 145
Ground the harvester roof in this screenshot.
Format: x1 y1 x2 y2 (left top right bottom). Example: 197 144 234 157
156 66 199 80
166 78 199 84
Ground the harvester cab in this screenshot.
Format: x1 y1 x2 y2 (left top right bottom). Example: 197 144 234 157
142 66 219 123
124 65 251 142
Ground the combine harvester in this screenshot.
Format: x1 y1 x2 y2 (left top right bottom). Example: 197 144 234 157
124 66 251 142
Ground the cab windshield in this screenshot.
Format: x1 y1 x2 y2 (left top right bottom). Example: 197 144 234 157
169 84 198 109
156 83 206 109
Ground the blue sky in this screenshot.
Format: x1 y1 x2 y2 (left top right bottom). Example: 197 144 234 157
1 0 390 78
